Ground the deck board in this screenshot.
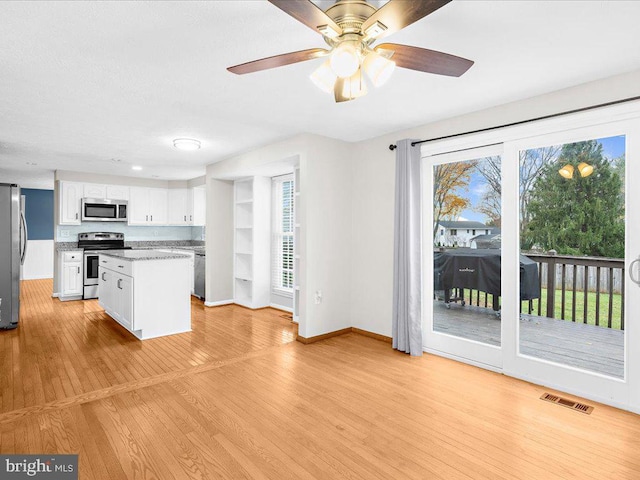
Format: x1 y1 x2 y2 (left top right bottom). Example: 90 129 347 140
433 302 624 378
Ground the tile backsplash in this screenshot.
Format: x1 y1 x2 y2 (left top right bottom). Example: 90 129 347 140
57 223 204 242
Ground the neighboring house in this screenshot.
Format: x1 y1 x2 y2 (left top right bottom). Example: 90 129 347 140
435 221 493 247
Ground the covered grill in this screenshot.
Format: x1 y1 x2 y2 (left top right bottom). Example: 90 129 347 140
434 248 540 310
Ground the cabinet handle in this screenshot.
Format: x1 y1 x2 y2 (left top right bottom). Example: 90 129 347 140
77 266 80 274
184 215 186 221
150 215 153 221
190 215 192 221
117 279 122 289
117 265 124 269
101 272 106 281
75 212 78 219
101 260 107 263
146 215 148 221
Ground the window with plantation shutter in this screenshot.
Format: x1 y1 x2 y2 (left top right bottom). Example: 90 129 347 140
272 174 294 295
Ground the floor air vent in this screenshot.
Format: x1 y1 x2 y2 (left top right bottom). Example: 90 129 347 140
540 392 594 414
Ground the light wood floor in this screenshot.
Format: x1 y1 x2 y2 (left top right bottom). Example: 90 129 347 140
1 279 640 479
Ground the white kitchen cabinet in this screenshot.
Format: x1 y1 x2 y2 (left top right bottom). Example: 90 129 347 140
167 189 191 225
84 183 107 198
59 181 82 225
99 252 190 340
192 186 206 226
60 250 83 299
128 187 168 225
106 185 129 200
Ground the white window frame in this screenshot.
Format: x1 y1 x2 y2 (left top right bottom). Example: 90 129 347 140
271 174 294 297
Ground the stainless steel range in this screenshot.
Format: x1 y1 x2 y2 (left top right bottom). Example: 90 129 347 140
79 232 131 299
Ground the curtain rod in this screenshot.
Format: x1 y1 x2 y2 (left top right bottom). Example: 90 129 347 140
388 94 640 151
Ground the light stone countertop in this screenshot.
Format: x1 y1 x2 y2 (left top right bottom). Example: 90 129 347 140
98 250 191 262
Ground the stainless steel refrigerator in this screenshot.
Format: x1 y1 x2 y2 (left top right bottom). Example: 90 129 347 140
0 183 27 329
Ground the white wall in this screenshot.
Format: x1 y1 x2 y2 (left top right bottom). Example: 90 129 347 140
205 178 234 304
21 240 54 280
349 69 640 337
205 133 354 338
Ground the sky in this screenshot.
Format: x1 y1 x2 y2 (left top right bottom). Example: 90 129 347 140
449 135 625 223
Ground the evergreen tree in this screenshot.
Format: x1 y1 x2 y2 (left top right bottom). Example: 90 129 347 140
522 140 624 258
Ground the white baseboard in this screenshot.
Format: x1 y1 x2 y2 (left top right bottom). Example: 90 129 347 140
270 303 293 313
204 299 234 307
52 292 60 298
22 275 54 280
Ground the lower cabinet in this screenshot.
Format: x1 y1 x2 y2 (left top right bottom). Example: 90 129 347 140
60 250 83 300
99 268 134 331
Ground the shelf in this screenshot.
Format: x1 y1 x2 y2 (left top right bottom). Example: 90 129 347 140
295 255 301 259
235 276 252 282
235 199 253 205
295 192 300 197
235 251 252 256
295 286 300 291
236 225 252 230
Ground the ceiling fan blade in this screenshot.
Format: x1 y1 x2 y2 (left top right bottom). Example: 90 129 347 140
362 0 451 40
269 0 342 36
227 48 329 75
376 43 473 77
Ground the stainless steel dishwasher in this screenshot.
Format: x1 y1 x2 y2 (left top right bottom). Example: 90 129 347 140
194 252 205 300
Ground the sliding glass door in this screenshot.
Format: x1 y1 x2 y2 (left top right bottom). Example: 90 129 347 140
423 145 505 369
423 115 640 411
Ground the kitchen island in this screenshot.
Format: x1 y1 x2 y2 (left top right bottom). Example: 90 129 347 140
98 250 191 340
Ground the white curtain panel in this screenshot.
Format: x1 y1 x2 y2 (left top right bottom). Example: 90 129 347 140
392 139 423 356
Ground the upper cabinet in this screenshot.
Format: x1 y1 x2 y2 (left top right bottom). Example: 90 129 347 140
59 181 82 225
167 188 191 225
128 187 168 225
58 180 200 227
84 183 129 200
192 186 206 227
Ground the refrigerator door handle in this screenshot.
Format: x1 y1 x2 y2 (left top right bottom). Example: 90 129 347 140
20 211 28 265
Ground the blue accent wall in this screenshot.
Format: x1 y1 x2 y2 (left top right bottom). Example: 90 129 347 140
22 188 54 240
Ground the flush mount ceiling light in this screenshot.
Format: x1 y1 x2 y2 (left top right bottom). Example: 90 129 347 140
227 0 474 103
173 138 201 151
132 165 143 171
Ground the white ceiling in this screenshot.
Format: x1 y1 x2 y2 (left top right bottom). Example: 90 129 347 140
1 0 640 187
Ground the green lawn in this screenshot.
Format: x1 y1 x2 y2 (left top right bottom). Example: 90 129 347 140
521 288 623 330
457 288 624 330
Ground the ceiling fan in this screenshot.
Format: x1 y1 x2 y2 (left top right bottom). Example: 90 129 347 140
227 0 474 103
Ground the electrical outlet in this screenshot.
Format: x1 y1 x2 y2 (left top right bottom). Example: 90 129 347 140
61 230 70 238
314 290 322 305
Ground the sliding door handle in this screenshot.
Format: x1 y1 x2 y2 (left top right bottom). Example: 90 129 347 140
630 258 640 285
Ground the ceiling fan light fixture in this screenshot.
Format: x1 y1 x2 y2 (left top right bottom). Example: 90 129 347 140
310 59 337 94
364 51 395 87
173 138 201 151
337 68 367 102
330 41 360 78
578 162 594 177
559 164 574 179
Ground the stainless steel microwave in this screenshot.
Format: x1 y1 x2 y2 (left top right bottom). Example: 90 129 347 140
81 198 128 222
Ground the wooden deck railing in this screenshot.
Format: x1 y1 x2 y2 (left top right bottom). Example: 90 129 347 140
523 251 625 330
437 251 625 330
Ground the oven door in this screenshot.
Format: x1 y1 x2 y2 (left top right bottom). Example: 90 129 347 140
84 253 99 285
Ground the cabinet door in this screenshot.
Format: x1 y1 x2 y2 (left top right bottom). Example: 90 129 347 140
84 183 107 198
167 189 188 225
117 273 134 330
106 185 129 201
98 268 115 314
149 188 168 224
59 182 82 225
62 262 82 296
192 187 206 226
128 187 150 225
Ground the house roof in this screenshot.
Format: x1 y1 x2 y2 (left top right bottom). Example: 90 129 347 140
438 221 488 229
